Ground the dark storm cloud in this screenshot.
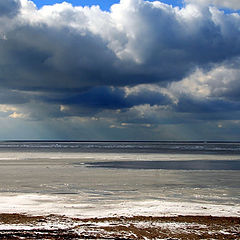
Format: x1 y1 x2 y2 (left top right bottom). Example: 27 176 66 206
45 87 130 109
41 86 171 111
1 23 168 93
175 96 240 113
0 89 28 104
0 25 119 91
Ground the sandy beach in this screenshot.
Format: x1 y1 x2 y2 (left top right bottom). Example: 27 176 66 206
0 193 239 239
0 213 239 239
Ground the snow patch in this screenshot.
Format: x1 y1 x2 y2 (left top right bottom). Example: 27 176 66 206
0 193 239 218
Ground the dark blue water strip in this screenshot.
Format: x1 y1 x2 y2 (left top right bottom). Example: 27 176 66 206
86 160 240 170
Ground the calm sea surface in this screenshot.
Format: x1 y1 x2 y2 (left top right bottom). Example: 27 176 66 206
0 141 239 215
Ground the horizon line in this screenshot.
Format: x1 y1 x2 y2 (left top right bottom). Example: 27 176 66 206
1 140 240 143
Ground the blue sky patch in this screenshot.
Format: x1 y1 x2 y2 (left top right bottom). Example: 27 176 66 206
32 0 184 10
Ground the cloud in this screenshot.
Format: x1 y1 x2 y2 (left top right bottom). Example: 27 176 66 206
0 0 239 93
0 89 29 104
170 58 240 101
0 0 20 17
166 58 240 124
0 105 17 113
9 111 28 119
0 0 240 139
41 86 171 112
185 0 240 10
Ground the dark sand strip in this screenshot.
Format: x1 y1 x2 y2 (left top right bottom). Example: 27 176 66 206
0 214 239 239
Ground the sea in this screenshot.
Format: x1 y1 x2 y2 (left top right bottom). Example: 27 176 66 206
0 141 239 218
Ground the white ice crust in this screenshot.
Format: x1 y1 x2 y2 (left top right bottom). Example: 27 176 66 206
0 193 239 218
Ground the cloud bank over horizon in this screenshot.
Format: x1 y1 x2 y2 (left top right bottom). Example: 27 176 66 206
0 0 240 140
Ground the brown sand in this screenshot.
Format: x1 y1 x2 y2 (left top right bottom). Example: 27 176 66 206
0 213 239 239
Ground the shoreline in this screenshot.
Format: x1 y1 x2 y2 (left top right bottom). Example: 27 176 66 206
0 213 239 239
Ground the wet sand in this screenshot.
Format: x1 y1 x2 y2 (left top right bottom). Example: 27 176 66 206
0 213 239 239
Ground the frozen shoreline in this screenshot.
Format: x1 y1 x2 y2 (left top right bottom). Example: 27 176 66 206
0 193 239 218
0 193 239 239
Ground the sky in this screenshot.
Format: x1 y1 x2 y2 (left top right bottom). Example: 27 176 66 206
0 0 240 140
32 0 183 10
32 0 121 11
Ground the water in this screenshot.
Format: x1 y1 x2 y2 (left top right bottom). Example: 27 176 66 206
0 141 239 217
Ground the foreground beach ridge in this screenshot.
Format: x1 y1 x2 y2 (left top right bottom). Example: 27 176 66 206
0 194 239 239
0 213 239 239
